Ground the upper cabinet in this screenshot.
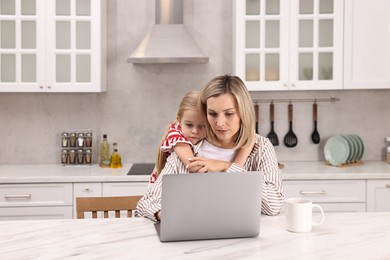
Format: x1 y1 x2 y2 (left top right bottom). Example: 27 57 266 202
344 0 390 89
0 0 106 93
234 0 344 91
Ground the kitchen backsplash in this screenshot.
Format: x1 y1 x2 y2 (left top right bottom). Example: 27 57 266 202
0 0 389 164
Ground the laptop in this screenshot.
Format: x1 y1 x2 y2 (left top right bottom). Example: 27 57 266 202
155 171 262 242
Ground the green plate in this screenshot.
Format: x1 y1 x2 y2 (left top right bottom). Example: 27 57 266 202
352 134 364 161
341 135 354 163
348 135 360 163
324 135 350 166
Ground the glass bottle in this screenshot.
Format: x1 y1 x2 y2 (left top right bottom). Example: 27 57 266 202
110 142 122 169
85 149 92 164
99 134 110 167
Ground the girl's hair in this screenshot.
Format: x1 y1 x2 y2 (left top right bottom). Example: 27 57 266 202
199 74 255 149
155 91 201 175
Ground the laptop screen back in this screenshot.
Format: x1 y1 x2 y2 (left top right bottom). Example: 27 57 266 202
158 172 262 242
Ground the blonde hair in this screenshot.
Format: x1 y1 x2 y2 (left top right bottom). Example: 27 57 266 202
155 91 201 175
200 75 255 149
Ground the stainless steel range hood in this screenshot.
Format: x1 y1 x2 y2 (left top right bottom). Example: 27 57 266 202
127 0 209 64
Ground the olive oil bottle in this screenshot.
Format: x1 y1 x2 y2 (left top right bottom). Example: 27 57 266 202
110 142 122 168
99 134 110 168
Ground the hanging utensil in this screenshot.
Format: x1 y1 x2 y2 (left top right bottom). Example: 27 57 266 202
311 102 320 144
254 103 259 134
266 102 279 146
284 103 298 147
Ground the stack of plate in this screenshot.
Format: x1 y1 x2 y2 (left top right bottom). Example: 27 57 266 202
324 134 364 166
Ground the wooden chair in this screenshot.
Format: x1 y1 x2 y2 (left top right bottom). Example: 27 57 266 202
76 196 143 219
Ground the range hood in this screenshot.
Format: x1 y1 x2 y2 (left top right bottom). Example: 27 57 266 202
127 0 209 64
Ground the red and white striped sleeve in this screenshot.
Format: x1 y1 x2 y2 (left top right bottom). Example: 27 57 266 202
161 123 192 153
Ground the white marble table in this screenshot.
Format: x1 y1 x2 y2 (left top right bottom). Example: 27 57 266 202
1 212 389 259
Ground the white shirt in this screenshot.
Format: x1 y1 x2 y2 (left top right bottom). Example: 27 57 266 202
198 140 237 162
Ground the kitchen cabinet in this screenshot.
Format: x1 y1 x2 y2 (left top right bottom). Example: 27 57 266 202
367 180 390 212
344 0 390 89
283 180 366 212
0 183 73 220
0 0 106 92
102 182 148 196
73 182 102 218
233 0 343 91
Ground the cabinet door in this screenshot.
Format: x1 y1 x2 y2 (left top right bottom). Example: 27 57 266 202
102 182 148 196
0 206 72 220
234 0 290 91
73 182 102 218
0 0 46 92
234 0 343 91
344 0 390 89
289 0 343 90
283 180 366 203
367 180 390 212
46 0 106 92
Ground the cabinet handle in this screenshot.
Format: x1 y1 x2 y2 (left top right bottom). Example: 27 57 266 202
4 194 31 199
385 184 390 188
283 83 288 88
84 188 92 192
291 83 296 87
300 191 326 195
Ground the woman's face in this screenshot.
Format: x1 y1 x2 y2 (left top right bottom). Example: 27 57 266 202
178 109 206 145
206 93 241 148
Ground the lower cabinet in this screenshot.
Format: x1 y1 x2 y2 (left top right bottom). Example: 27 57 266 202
367 180 390 212
283 180 367 212
0 183 73 220
102 182 148 196
73 182 149 219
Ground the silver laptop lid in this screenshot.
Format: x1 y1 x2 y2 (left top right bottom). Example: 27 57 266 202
159 171 262 242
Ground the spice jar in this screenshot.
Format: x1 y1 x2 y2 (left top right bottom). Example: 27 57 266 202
61 132 69 147
61 149 69 164
69 133 77 147
77 133 85 147
85 149 92 164
69 149 76 164
77 149 84 164
85 133 92 147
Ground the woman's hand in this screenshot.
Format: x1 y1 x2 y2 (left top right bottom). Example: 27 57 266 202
186 157 232 173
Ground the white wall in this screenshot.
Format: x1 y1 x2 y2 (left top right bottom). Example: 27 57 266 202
0 0 389 164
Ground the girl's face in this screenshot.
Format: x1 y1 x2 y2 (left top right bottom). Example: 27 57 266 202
178 109 206 145
206 93 241 148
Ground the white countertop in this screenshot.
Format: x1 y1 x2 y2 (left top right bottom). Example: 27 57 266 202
1 212 389 259
1 161 390 184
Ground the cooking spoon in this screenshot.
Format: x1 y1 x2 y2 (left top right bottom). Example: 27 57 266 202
266 102 279 146
254 103 259 134
311 102 320 144
284 103 298 147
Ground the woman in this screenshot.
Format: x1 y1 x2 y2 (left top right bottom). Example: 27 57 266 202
136 75 284 221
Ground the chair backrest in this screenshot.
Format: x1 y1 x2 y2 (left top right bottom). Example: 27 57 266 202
76 196 143 219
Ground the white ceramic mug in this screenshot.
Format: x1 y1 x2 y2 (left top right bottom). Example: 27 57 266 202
285 198 325 233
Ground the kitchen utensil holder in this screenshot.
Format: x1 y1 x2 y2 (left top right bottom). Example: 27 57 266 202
61 129 93 165
252 96 340 104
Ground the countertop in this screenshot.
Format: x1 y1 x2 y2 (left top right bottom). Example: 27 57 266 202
1 212 389 259
1 161 390 184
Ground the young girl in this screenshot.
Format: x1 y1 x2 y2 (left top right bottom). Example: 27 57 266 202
148 90 253 186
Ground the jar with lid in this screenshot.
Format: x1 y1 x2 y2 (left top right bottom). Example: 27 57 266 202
77 133 85 147
69 133 77 147
77 149 84 164
386 137 390 164
69 149 76 164
61 132 69 147
85 133 92 147
61 149 69 164
85 149 92 164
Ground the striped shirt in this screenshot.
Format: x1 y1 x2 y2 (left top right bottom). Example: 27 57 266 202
135 134 285 221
